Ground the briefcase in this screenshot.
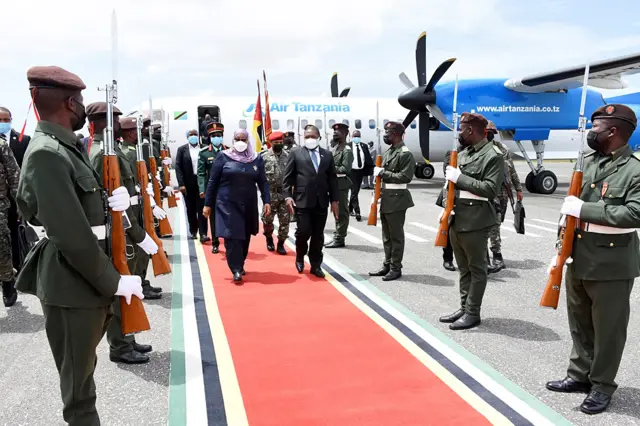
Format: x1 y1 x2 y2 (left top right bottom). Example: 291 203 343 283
513 201 525 234
15 222 39 272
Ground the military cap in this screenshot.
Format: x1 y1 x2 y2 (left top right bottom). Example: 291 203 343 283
460 112 488 128
332 122 349 131
120 117 137 130
486 120 498 133
143 116 151 125
591 104 637 129
384 121 405 133
284 131 295 137
268 131 285 142
86 102 122 118
206 122 224 133
152 123 161 130
26 66 86 91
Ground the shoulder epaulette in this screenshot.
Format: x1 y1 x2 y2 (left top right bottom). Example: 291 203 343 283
345 145 351 150
492 145 503 155
200 146 209 152
585 151 597 158
632 152 640 161
0 138 5 146
401 146 410 152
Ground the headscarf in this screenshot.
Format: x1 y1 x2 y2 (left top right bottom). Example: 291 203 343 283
223 128 257 163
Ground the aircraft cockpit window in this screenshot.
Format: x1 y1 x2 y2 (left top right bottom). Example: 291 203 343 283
301 119 308 128
368 119 375 129
355 119 362 129
342 119 349 126
273 119 280 130
239 120 247 129
315 119 323 129
410 121 417 129
328 119 336 128
287 119 294 130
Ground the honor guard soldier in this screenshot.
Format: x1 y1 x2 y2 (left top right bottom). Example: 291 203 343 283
486 120 523 273
87 103 156 365
0 127 19 307
546 104 640 415
198 121 225 251
368 121 416 281
325 122 353 248
284 131 296 152
16 66 144 425
439 112 504 330
261 131 291 254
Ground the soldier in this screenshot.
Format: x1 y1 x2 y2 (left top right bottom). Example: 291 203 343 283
261 131 290 254
368 121 416 281
545 104 640 415
438 148 460 272
16 65 143 425
486 120 523 273
87 103 157 365
438 112 504 330
198 121 225 252
0 129 19 307
325 122 353 248
284 131 296 152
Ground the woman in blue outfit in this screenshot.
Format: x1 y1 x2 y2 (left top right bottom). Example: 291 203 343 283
203 129 271 283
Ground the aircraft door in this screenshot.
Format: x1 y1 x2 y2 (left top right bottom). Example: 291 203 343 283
197 105 221 142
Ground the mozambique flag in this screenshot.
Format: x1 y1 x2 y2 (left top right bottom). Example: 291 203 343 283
263 70 272 148
253 80 264 152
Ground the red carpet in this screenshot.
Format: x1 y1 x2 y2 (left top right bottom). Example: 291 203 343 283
203 234 491 425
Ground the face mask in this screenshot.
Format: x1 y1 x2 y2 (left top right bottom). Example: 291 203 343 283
304 138 318 150
458 129 471 146
234 140 248 152
352 137 361 143
383 134 392 145
273 144 283 153
188 135 199 145
71 100 86 132
0 123 10 134
210 136 222 146
587 129 610 152
487 133 494 142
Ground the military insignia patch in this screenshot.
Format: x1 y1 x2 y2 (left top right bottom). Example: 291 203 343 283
606 105 615 115
401 146 410 152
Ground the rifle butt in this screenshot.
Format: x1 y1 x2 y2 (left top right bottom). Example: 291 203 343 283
158 217 173 237
540 266 563 309
167 193 178 208
434 225 449 247
151 250 172 276
120 296 151 335
367 155 383 226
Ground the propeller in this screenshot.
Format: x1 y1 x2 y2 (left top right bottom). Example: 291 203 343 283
397 31 456 161
331 72 351 97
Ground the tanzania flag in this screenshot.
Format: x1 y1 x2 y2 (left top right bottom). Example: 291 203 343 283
253 80 264 152
263 71 272 148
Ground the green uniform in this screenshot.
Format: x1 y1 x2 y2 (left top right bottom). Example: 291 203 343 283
16 121 120 425
261 148 291 241
564 145 640 396
450 139 504 316
332 144 353 242
379 143 416 270
197 144 223 245
89 135 146 357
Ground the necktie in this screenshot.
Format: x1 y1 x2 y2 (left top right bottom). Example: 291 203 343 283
356 145 362 168
310 149 319 172
0 134 6 142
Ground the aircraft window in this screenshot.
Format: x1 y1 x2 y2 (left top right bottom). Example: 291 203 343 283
411 121 417 129
329 119 336 127
355 119 362 129
301 119 308 128
287 119 294 130
369 119 375 129
273 119 280 130
383 119 389 125
239 120 247 129
315 119 322 129
342 119 349 126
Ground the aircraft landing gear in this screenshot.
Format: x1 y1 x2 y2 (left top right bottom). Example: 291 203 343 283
415 163 435 180
515 140 558 195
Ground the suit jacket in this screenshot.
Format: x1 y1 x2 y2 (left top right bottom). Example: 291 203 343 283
352 142 374 176
9 129 30 168
175 143 198 189
284 146 339 209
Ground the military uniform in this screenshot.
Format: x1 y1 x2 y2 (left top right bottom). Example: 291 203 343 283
439 113 504 330
326 123 353 247
261 131 290 254
87 104 151 365
0 133 20 307
369 122 416 281
546 104 640 415
197 122 224 251
438 149 458 272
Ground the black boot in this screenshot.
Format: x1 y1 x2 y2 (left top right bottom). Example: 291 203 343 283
450 313 481 330
439 309 464 323
266 235 275 252
132 341 153 353
233 271 243 284
488 253 505 274
144 280 162 293
443 261 456 271
2 280 17 307
211 241 219 254
109 350 150 364
276 239 287 255
369 265 390 277
325 239 345 248
142 284 162 300
382 269 402 281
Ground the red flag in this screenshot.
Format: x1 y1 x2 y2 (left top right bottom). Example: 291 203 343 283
263 70 272 146
252 80 264 152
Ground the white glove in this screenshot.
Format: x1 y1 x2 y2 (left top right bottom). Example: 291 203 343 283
373 166 384 177
560 196 584 218
162 157 172 166
149 195 157 207
137 233 159 255
163 186 174 196
546 255 573 275
135 185 141 194
115 275 144 305
437 208 454 222
445 166 461 183
108 186 131 212
146 183 155 196
153 205 167 220
156 172 161 181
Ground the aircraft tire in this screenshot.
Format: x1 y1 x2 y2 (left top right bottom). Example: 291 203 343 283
525 172 537 193
415 164 425 178
533 170 558 195
420 164 435 179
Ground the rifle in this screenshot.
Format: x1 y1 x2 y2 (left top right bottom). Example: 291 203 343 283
136 115 172 276
540 64 590 309
160 120 177 209
101 79 150 336
147 99 173 237
434 74 459 247
367 155 383 225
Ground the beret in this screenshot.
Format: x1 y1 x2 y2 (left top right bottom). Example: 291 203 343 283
332 122 349 131
86 102 122 118
591 104 637 129
460 112 488 128
152 123 161 130
206 122 224 133
120 117 137 130
268 131 285 142
27 66 86 91
486 120 498 133
284 131 295 137
384 121 405 132
143 116 151 125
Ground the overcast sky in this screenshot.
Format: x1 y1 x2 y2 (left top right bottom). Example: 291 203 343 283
2 0 640 133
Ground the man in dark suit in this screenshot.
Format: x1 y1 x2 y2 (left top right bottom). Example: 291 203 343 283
284 124 339 278
348 130 373 221
175 129 203 239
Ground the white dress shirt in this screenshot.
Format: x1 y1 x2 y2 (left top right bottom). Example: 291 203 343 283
352 142 364 170
189 144 200 174
306 147 320 172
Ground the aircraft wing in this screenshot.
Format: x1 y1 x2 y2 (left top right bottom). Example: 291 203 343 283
504 52 640 93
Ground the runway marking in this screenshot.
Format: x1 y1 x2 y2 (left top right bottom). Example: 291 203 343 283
405 232 429 243
533 219 559 226
410 222 440 233
504 219 556 233
349 227 383 244
501 225 541 238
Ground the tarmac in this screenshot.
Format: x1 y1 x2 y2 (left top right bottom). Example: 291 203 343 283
0 161 638 426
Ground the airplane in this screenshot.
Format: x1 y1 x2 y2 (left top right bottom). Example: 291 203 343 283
127 34 640 196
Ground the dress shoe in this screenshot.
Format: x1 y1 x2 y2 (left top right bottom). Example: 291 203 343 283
132 342 152 353
443 261 456 271
310 267 325 278
142 288 162 300
355 214 362 222
190 234 197 240
449 313 481 330
233 272 243 284
295 259 304 273
369 266 390 277
545 377 591 393
211 245 219 254
241 269 246 276
200 236 211 244
580 390 611 415
266 236 275 252
109 351 149 364
382 269 402 281
488 253 505 274
144 280 162 293
324 239 345 248
439 309 464 323
276 240 287 255
2 281 18 307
